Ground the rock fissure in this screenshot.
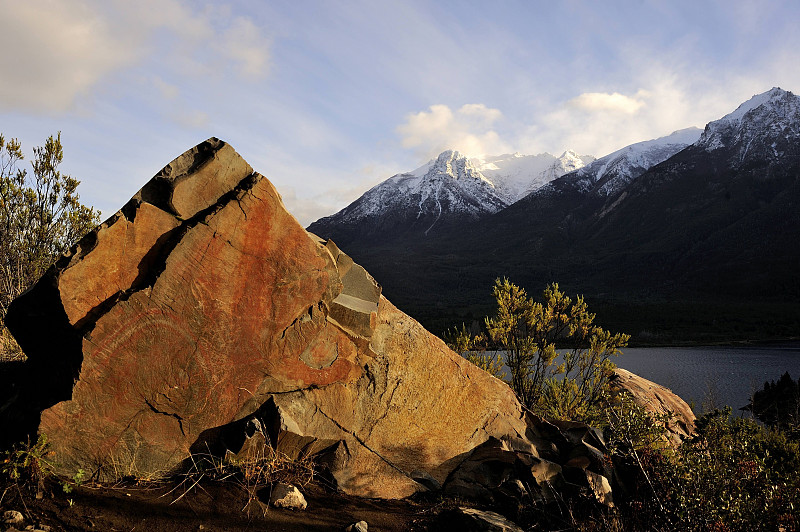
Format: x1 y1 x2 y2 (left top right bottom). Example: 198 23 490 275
263 385 323 396
74 170 261 334
313 403 408 476
366 378 402 439
143 397 186 437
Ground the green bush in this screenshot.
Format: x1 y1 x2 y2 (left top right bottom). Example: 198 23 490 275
1 435 55 496
443 323 505 379
0 132 98 360
620 408 800 531
447 278 628 425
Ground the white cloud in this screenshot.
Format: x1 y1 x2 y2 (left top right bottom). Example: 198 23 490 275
0 1 135 112
396 103 511 158
522 83 695 158
568 90 648 114
152 76 180 100
219 16 270 79
0 0 271 114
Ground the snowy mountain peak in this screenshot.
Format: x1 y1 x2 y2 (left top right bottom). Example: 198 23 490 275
721 87 788 124
536 127 702 198
558 150 595 172
436 149 462 163
699 88 800 154
427 149 492 185
473 150 595 203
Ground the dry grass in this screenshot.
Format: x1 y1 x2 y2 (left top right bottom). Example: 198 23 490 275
0 326 25 362
167 442 316 514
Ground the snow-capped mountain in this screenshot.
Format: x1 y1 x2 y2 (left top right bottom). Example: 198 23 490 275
698 87 800 165
533 127 702 198
307 87 800 337
308 148 593 245
319 149 507 227
474 150 595 203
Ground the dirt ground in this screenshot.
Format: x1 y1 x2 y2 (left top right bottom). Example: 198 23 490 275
1 478 448 531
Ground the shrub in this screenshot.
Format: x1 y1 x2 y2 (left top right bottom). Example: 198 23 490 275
0 133 99 360
450 278 629 425
621 407 800 531
443 323 505 379
1 435 55 496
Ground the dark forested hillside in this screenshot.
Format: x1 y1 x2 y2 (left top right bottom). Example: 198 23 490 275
310 89 800 342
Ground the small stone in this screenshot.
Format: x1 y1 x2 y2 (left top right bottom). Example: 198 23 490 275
269 482 307 510
3 510 24 525
344 521 368 532
585 470 614 507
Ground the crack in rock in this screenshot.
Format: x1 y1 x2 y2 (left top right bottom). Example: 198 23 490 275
143 397 186 437
313 403 408 476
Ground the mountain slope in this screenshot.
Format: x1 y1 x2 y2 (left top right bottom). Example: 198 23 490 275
317 88 800 341
539 127 701 198
309 148 593 248
476 150 595 203
308 150 506 248
468 87 800 297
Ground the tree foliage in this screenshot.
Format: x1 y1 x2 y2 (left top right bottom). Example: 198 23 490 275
628 408 800 531
0 133 98 357
744 372 800 434
448 278 629 424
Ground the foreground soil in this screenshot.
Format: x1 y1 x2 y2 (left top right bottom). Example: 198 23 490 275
1 479 445 531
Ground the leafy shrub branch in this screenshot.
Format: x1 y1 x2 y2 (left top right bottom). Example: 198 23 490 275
0 133 98 359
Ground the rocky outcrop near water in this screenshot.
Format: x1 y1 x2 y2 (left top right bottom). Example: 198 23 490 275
610 368 696 446
4 139 534 498
3 139 698 509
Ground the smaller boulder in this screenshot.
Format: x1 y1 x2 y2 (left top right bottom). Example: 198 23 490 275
344 521 368 532
269 483 307 510
437 507 524 532
3 510 24 526
610 368 696 446
443 438 518 502
585 470 614 508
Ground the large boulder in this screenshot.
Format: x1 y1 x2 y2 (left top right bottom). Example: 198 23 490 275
4 139 530 498
609 368 696 446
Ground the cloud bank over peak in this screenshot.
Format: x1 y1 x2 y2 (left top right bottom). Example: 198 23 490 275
568 90 649 114
396 103 512 159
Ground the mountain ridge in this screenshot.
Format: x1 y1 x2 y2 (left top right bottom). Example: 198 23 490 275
308 87 800 342
308 147 594 246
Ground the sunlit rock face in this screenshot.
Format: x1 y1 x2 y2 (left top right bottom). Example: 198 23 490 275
610 368 696 447
5 138 530 498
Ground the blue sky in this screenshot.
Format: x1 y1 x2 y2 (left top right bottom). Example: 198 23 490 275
2 0 799 225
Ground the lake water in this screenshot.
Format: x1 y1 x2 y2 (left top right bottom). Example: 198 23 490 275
617 344 800 412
